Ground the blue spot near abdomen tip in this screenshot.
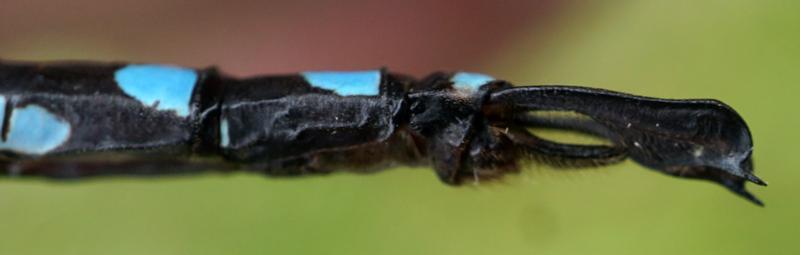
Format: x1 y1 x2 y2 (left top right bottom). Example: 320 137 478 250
114 64 198 117
219 118 230 148
451 72 495 92
0 95 6 126
302 70 381 96
0 103 71 155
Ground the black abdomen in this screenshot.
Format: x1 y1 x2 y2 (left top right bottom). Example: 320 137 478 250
0 61 197 159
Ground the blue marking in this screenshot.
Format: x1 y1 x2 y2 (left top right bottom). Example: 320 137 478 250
302 70 381 96
451 72 495 92
0 105 71 155
0 95 5 128
220 118 230 148
114 64 198 117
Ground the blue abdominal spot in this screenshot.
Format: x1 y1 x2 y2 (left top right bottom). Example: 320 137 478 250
0 105 71 155
114 64 198 117
450 72 495 92
0 95 5 126
220 118 230 148
302 70 381 96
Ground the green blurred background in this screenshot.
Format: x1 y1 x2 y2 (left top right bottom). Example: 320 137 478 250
0 1 797 254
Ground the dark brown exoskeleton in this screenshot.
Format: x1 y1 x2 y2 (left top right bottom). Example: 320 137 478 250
0 60 765 205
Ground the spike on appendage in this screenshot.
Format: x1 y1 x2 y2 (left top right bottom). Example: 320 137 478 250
745 173 768 186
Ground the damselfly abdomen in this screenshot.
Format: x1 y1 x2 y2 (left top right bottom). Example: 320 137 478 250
0 60 766 205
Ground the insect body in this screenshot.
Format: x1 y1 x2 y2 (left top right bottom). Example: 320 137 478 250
0 60 766 205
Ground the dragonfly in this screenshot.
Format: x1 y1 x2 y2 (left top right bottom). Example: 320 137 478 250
0 59 766 205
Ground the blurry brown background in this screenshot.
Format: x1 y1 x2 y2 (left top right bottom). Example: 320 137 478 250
0 0 565 75
1 1 798 255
